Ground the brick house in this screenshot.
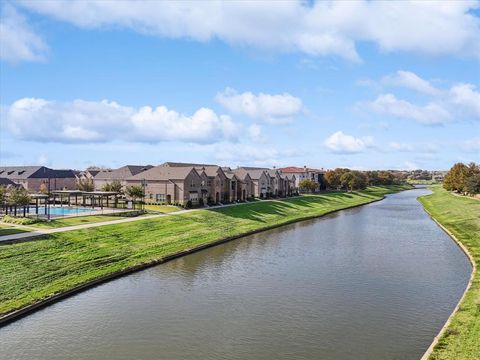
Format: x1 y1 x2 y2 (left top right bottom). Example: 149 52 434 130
126 165 204 205
161 162 230 204
277 166 326 191
93 165 153 190
237 167 271 198
0 166 76 192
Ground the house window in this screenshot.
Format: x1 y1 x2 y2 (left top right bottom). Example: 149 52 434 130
207 180 212 186
156 194 166 201
191 180 196 187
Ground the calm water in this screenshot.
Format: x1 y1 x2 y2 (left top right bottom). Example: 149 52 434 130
0 188 471 360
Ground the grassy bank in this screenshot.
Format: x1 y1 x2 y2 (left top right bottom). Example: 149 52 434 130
0 185 410 320
0 224 31 236
419 186 480 360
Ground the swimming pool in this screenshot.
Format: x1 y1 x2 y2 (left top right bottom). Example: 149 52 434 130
29 206 94 216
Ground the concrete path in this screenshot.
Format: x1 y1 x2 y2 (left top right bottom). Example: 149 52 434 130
0 200 265 244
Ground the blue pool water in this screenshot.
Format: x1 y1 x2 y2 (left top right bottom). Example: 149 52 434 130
29 206 93 216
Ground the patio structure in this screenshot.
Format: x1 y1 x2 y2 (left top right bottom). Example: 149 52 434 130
51 190 120 208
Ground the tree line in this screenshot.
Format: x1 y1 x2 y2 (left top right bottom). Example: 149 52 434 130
443 162 480 195
299 169 404 192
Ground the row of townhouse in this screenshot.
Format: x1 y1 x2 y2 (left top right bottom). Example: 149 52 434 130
123 163 300 205
1 164 324 206
78 163 325 205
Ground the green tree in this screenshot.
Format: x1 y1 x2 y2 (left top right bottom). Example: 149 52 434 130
340 171 367 191
126 185 144 204
465 173 480 195
444 163 469 193
325 168 350 189
0 185 7 204
9 187 31 217
299 179 317 193
102 180 123 193
76 177 94 191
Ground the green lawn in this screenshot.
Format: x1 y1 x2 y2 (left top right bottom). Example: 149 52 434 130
31 215 132 229
0 184 410 319
419 186 480 360
144 204 181 213
0 224 31 236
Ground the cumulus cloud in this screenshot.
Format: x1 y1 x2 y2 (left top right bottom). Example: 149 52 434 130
215 88 303 124
366 94 451 125
16 0 480 61
324 131 374 154
450 83 480 119
0 4 48 63
5 98 240 144
382 70 440 96
248 123 263 142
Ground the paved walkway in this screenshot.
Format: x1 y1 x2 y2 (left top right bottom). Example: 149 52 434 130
0 200 267 244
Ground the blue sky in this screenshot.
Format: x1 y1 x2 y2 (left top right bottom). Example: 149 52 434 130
0 1 479 170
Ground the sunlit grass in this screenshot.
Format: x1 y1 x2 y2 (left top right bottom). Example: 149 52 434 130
419 186 480 360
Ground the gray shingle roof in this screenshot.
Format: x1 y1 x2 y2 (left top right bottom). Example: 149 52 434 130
129 166 197 181
94 165 153 181
0 166 75 179
237 168 267 180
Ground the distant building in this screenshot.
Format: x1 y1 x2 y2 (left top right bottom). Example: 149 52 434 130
93 165 153 190
0 166 76 192
277 166 326 191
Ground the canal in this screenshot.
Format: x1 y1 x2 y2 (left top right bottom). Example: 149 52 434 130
0 188 471 360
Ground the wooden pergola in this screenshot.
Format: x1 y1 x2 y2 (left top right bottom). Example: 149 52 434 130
50 190 120 208
30 193 49 215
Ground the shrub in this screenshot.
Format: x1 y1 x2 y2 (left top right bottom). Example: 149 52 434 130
198 198 204 207
1 215 38 225
185 200 193 209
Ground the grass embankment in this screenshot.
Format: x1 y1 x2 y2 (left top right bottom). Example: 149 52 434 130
0 224 31 236
0 185 410 319
144 204 181 213
31 215 133 229
419 186 480 360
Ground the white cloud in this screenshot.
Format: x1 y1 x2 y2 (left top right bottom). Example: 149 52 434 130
366 94 451 125
16 0 480 61
5 98 240 144
215 88 303 124
382 70 440 96
0 4 48 63
248 123 263 142
324 131 374 154
450 83 480 119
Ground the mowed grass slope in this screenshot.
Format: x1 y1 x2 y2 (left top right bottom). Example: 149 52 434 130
419 187 480 360
0 185 410 318
0 224 31 236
